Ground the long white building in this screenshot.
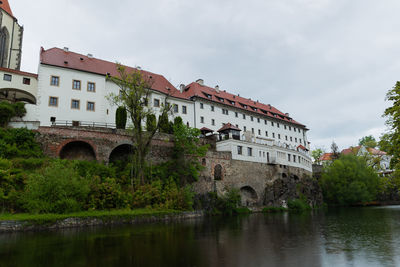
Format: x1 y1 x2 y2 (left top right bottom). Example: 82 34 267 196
0 0 312 172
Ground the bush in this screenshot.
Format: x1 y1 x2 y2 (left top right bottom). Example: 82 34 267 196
320 154 380 205
287 197 311 211
0 128 42 158
146 114 157 132
115 106 127 129
87 177 131 210
195 188 241 215
22 160 90 213
0 101 15 127
262 206 287 213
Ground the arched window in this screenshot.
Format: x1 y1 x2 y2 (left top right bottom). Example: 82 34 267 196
214 164 222 180
0 27 9 67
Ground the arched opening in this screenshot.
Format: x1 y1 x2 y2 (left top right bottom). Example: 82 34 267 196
240 186 258 206
202 158 206 166
292 175 299 181
109 144 134 164
214 164 222 180
0 88 37 104
0 27 9 67
282 173 287 178
59 141 96 161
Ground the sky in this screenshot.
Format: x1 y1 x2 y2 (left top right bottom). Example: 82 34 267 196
11 0 400 151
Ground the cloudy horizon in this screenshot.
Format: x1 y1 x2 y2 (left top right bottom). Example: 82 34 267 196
11 0 399 152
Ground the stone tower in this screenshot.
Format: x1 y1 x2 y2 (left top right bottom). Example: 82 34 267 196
0 0 23 70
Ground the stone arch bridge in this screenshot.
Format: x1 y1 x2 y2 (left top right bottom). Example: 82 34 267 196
35 126 173 164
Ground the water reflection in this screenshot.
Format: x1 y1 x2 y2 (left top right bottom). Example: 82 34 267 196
1 206 400 266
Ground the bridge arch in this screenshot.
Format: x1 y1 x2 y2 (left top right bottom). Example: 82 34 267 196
59 140 96 161
109 143 134 163
240 186 258 206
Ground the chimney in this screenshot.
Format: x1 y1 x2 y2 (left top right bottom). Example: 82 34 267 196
179 84 185 93
63 47 69 52
137 66 142 70
87 53 93 58
196 79 204 85
268 104 271 108
215 85 220 93
285 113 289 117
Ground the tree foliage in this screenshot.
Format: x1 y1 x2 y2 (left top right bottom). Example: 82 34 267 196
330 141 340 161
146 114 157 132
107 64 171 185
358 135 377 148
0 101 26 127
311 148 324 164
320 154 379 205
115 106 127 129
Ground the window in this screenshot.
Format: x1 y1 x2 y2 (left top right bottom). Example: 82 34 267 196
71 99 80 109
235 112 238 118
87 82 96 92
211 119 215 125
295 138 297 142
285 135 288 141
251 128 254 134
72 80 81 90
237 146 242 155
50 76 59 86
87 101 95 111
182 105 187 114
265 131 268 137
3 74 11 81
23 77 30 85
222 108 228 115
49 96 58 107
278 134 281 139
200 116 204 123
211 105 214 111
272 133 275 138
243 114 246 119
200 103 204 109
277 123 280 128
264 120 267 125
247 147 253 156
173 104 179 113
244 126 247 131
251 116 254 121
293 156 296 163
300 138 302 143
259 151 261 157
271 122 274 126
258 129 261 135
288 154 291 162
289 126 291 131
284 125 287 130
290 137 293 141
154 99 160 107
257 118 260 123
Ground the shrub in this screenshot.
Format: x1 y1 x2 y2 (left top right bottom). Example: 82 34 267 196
87 177 131 210
115 106 127 129
262 206 288 213
195 188 241 215
0 101 15 127
22 160 90 213
146 114 157 132
287 197 311 211
0 128 42 158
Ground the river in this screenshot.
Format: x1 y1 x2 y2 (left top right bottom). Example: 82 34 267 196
1 206 400 267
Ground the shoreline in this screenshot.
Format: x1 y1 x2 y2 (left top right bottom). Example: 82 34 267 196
0 209 204 233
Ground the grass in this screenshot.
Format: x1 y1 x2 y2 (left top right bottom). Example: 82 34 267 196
0 208 181 224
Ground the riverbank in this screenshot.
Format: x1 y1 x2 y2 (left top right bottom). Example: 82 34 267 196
0 209 204 233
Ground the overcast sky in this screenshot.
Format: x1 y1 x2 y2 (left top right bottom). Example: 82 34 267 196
11 0 400 151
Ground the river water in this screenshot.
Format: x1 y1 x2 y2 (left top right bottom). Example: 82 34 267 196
1 206 400 267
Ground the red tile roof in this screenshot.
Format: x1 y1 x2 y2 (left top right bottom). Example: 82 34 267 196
319 153 333 161
0 67 37 78
341 146 361 155
0 0 13 17
217 123 241 132
40 47 185 99
297 144 308 151
181 82 306 127
200 127 214 133
367 147 387 156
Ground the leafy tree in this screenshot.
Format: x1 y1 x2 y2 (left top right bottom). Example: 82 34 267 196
169 119 209 185
115 106 127 129
146 114 156 132
330 141 340 161
311 148 324 164
359 135 377 148
107 64 171 186
378 132 393 153
159 112 172 133
320 154 379 205
0 101 15 127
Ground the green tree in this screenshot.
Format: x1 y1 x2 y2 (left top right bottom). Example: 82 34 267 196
170 119 209 185
146 114 156 132
159 112 172 133
330 141 340 161
378 132 393 153
115 106 127 129
320 154 379 205
0 101 15 127
359 135 377 148
107 64 171 186
311 148 324 164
